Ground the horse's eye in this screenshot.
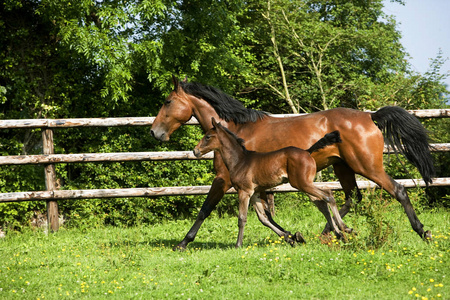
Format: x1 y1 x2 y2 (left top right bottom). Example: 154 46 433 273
165 100 172 105
205 135 211 141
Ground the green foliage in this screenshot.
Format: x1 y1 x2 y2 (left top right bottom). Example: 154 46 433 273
55 125 215 228
346 189 398 250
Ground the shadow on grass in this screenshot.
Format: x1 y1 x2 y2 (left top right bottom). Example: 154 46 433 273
105 238 236 251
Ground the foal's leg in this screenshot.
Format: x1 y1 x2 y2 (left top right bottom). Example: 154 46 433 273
236 190 252 248
259 192 304 243
318 188 353 234
265 192 275 216
308 195 342 239
321 162 362 235
288 156 351 238
252 196 305 245
301 185 353 238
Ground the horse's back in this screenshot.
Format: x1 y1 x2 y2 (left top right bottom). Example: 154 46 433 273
241 108 373 148
237 108 382 171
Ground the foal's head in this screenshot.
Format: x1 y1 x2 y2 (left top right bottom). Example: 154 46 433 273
193 118 246 158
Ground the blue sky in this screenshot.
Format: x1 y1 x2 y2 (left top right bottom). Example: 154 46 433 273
383 0 450 89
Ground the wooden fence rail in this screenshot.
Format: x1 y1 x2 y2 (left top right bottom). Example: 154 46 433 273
0 108 449 129
1 109 449 232
2 178 450 203
1 144 449 166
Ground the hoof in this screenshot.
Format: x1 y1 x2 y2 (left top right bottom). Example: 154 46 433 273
334 231 344 240
423 230 432 242
284 233 296 246
321 227 332 236
294 231 306 244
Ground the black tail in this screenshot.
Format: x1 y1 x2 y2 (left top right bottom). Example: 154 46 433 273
371 106 435 185
307 131 342 154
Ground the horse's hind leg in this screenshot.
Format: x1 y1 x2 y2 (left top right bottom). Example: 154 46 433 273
396 183 431 240
370 173 431 240
260 192 304 242
346 146 431 239
252 195 305 245
322 162 362 235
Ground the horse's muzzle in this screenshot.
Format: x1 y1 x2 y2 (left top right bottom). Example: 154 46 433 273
193 148 202 158
150 129 169 142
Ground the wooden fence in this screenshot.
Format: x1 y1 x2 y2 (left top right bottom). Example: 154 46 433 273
1 109 449 231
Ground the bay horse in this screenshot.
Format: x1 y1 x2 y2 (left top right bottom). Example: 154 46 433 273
151 76 435 250
194 118 351 247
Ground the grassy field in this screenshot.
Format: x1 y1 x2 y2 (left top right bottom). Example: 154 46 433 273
0 194 449 299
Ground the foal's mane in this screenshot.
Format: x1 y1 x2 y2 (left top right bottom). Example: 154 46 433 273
180 81 267 124
217 123 252 154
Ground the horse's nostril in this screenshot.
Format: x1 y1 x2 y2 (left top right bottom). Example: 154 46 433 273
150 130 155 138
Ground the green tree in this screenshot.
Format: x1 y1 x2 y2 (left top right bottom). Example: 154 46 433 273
243 0 415 113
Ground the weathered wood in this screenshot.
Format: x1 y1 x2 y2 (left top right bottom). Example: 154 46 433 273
406 109 450 118
0 109 448 129
42 129 59 232
0 151 214 165
1 143 448 166
0 117 152 128
0 117 196 128
268 109 450 119
1 177 449 203
383 143 450 153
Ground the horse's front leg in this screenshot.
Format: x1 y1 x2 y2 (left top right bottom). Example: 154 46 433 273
236 190 252 248
322 162 362 235
174 175 232 251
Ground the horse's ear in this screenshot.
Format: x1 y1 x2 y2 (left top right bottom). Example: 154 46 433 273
172 75 179 91
182 76 188 83
211 117 218 128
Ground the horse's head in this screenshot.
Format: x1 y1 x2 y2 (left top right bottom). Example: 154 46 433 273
151 76 194 141
193 118 222 157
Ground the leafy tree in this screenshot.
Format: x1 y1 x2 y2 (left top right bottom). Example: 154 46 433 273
241 0 414 113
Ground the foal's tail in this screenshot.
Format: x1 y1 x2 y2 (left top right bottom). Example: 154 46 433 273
371 106 435 185
307 131 342 154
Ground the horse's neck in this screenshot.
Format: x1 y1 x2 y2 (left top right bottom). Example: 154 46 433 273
217 133 246 173
190 96 236 132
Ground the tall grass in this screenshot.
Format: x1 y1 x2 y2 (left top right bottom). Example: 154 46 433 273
0 191 448 299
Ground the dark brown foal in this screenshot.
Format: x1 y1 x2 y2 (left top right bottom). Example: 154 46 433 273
194 118 351 248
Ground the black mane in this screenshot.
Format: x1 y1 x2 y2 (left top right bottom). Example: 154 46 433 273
180 81 267 124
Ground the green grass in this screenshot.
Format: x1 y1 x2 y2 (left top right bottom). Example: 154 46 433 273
0 196 449 299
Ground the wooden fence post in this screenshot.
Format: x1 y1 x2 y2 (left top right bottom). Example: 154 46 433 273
42 128 59 232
